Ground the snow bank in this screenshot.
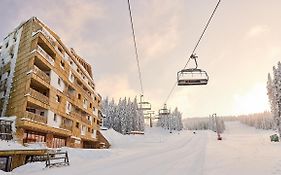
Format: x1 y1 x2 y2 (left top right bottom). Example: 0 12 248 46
0 170 12 175
0 140 26 150
0 140 47 151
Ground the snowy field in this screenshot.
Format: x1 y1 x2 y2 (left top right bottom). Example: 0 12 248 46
2 121 281 175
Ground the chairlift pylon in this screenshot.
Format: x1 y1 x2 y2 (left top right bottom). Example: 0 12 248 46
137 95 151 110
177 54 209 86
159 104 170 115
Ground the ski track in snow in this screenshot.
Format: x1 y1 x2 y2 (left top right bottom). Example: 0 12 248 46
8 121 281 175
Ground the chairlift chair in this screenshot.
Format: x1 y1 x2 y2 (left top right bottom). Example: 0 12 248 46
159 104 170 115
177 54 209 86
138 95 151 110
177 68 209 86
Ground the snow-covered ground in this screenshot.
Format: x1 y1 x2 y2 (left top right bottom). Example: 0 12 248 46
2 121 280 175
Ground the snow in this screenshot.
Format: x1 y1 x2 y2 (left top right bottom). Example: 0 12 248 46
0 140 47 150
0 140 26 150
4 121 281 175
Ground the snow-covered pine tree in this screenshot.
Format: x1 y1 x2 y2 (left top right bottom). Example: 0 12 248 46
107 98 116 129
126 98 133 133
120 98 127 134
113 98 122 133
101 97 109 128
273 63 281 136
132 97 139 131
138 109 145 131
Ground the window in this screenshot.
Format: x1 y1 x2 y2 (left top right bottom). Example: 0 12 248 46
94 96 97 101
60 61 65 68
93 107 95 111
58 47 63 55
26 108 35 113
58 78 61 85
23 131 46 143
52 137 66 148
93 118 96 123
56 95 61 102
67 103 71 110
53 114 57 122
87 116 91 121
40 112 45 116
78 93 81 99
88 127 91 132
70 73 74 82
76 122 79 128
83 99 88 105
5 42 8 48
70 60 73 65
89 103 92 108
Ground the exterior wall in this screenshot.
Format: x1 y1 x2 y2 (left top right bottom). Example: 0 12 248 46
0 17 107 149
47 110 62 128
0 26 23 116
50 70 65 92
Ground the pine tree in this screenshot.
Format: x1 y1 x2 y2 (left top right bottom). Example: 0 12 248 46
101 97 109 128
120 98 127 134
273 62 281 136
126 98 133 133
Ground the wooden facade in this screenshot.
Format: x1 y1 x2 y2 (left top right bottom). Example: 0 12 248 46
0 17 109 149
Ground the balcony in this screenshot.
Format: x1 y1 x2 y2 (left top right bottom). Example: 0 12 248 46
27 88 49 105
33 46 55 66
32 28 56 47
70 111 91 125
32 65 50 84
60 123 73 131
24 111 47 124
81 116 91 125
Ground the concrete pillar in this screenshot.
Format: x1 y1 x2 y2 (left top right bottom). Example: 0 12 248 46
46 133 53 148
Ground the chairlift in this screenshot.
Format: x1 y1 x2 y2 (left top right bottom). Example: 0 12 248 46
138 95 151 110
159 104 170 115
177 54 209 86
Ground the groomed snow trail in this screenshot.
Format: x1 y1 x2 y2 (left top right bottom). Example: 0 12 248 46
12 129 208 175
204 121 280 175
10 122 281 175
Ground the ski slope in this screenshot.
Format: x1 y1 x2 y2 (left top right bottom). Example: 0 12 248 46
3 121 281 175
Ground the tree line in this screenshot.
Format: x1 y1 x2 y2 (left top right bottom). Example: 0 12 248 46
266 61 281 135
101 97 144 135
237 111 274 130
183 116 225 132
156 107 184 131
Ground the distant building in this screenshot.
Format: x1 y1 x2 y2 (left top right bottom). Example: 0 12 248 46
0 17 109 148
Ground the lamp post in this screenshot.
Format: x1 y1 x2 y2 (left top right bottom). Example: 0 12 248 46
212 113 222 140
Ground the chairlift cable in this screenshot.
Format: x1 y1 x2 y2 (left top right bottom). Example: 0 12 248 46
163 0 221 105
127 0 144 95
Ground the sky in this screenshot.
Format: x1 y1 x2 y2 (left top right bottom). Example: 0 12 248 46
0 0 280 118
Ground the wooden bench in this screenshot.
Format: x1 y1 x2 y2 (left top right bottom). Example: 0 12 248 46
45 150 70 168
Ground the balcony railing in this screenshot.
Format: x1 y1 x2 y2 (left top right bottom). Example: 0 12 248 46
27 88 49 104
60 123 73 131
32 65 50 84
81 116 91 125
32 28 56 47
70 111 91 125
24 111 47 124
34 46 55 66
66 91 76 100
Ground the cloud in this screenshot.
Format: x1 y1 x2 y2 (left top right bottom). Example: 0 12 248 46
133 0 184 63
96 74 138 100
245 25 270 38
232 83 270 115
